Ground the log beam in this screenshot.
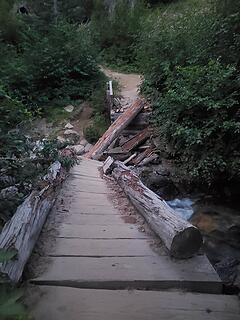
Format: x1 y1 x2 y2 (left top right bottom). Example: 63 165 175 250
112 161 203 259
85 99 145 160
0 161 65 282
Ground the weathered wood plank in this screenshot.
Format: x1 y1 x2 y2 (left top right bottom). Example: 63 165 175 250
31 287 240 320
121 128 152 153
47 238 157 257
132 147 154 165
57 224 147 239
32 255 222 293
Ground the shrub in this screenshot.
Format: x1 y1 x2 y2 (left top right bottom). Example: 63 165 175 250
91 0 146 71
154 61 240 184
0 20 101 111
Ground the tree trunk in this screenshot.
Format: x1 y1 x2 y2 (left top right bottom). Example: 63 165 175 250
0 162 65 282
85 99 145 160
53 0 58 21
112 161 203 259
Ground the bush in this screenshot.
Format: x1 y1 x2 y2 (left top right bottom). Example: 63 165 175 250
91 0 146 71
137 0 240 189
154 60 240 184
0 20 101 110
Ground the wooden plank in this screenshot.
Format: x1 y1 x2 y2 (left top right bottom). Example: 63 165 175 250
121 128 152 153
57 225 147 239
85 99 145 160
32 255 222 293
111 112 151 126
62 214 129 226
46 239 157 257
31 287 240 320
132 147 154 165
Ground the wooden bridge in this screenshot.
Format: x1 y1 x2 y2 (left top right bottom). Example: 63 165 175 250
29 158 239 319
0 77 239 318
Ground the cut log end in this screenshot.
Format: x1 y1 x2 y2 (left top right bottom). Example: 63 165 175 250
171 227 203 259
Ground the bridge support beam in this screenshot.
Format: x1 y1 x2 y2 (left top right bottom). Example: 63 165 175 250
112 161 203 259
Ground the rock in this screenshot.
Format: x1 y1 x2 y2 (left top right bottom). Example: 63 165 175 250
57 136 67 143
64 123 74 129
84 143 93 153
190 213 217 234
0 175 16 187
214 258 240 293
63 130 80 144
0 186 19 200
68 145 85 156
79 138 88 147
138 168 178 199
64 105 74 113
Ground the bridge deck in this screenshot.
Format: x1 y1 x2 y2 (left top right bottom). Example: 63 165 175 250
30 159 240 319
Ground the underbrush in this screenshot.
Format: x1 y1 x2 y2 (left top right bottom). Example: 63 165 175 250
137 0 240 190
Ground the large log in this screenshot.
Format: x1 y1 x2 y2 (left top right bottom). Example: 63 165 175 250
0 161 65 282
85 99 145 160
111 112 151 126
112 161 203 259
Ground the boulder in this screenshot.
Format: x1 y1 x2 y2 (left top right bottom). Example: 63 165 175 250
64 105 74 113
57 136 67 143
0 186 19 200
68 145 85 156
64 123 74 129
84 143 93 153
79 138 88 147
63 130 80 144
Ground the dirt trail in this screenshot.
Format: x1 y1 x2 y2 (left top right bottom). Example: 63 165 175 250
101 67 142 107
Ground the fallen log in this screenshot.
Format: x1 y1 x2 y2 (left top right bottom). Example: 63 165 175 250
123 152 137 165
0 161 66 282
132 147 154 165
111 112 151 126
85 99 145 160
112 161 203 259
121 128 152 153
139 153 159 166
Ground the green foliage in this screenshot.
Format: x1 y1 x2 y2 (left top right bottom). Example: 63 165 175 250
84 79 109 144
40 139 78 169
136 0 240 188
154 61 240 184
91 0 146 71
0 249 17 263
0 20 101 110
84 113 108 144
0 249 26 320
0 286 26 319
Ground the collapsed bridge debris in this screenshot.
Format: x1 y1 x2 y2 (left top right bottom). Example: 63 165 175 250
85 99 145 160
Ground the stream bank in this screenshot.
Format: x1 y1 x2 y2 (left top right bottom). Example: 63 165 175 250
137 163 240 294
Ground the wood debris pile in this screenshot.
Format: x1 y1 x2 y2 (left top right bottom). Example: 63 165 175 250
86 99 159 167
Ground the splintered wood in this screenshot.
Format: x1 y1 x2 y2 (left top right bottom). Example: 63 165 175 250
85 99 145 160
121 128 152 153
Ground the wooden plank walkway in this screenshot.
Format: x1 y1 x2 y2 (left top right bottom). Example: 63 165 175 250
30 159 240 319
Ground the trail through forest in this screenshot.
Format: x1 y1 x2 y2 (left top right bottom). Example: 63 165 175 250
101 67 142 107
